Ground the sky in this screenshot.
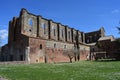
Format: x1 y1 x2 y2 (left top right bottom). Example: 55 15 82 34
0 0 120 46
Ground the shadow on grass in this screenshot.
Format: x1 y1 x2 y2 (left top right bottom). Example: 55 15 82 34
94 59 120 62
54 62 72 64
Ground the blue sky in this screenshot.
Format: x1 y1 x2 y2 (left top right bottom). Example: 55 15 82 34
0 0 120 46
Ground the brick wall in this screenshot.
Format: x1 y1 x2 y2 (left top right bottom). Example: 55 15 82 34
79 44 90 60
28 37 46 63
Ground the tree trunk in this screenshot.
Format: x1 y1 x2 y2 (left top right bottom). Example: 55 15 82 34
70 58 72 63
74 56 77 61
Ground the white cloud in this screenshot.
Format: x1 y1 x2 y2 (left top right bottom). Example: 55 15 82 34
0 29 8 40
111 9 120 14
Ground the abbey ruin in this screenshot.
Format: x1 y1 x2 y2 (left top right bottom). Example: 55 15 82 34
1 8 115 63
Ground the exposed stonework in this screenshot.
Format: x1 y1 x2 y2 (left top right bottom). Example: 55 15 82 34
0 8 107 63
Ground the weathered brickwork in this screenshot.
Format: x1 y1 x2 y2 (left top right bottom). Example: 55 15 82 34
0 8 106 63
79 44 90 60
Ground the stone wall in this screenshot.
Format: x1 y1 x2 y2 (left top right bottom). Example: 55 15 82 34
1 8 91 63
85 27 105 43
0 61 28 64
19 9 85 43
46 40 74 49
49 20 58 41
46 40 74 63
77 31 82 43
29 37 46 63
58 23 66 42
38 17 49 39
79 44 90 60
21 9 37 37
66 26 72 43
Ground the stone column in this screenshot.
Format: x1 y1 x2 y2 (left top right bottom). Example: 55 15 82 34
25 47 30 63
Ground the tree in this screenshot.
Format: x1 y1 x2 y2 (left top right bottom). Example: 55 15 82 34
96 40 112 59
0 36 1 47
117 27 120 34
0 36 1 57
115 38 120 51
63 49 74 63
63 48 79 63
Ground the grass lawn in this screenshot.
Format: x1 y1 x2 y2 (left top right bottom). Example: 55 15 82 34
0 61 120 80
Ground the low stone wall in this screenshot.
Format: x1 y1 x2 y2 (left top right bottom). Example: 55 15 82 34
0 61 28 65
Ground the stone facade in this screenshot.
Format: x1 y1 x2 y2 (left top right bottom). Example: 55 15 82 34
0 8 106 63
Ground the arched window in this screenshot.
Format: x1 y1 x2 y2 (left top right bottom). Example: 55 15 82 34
28 18 33 27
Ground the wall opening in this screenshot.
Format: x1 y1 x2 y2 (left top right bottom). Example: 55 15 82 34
64 45 66 49
20 55 24 61
62 29 64 38
68 31 70 40
40 44 42 49
54 43 56 48
28 18 33 27
10 55 13 61
54 29 56 36
42 23 46 34
36 59 38 62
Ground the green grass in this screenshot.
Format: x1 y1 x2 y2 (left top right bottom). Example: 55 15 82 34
0 61 120 80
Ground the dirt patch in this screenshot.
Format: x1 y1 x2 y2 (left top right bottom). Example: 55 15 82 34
0 77 8 80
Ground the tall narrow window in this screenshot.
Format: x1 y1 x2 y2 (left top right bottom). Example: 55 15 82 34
52 26 55 36
64 45 66 49
62 29 64 38
40 44 42 49
28 18 33 27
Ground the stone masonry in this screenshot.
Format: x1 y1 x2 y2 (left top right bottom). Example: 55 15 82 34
0 8 105 63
